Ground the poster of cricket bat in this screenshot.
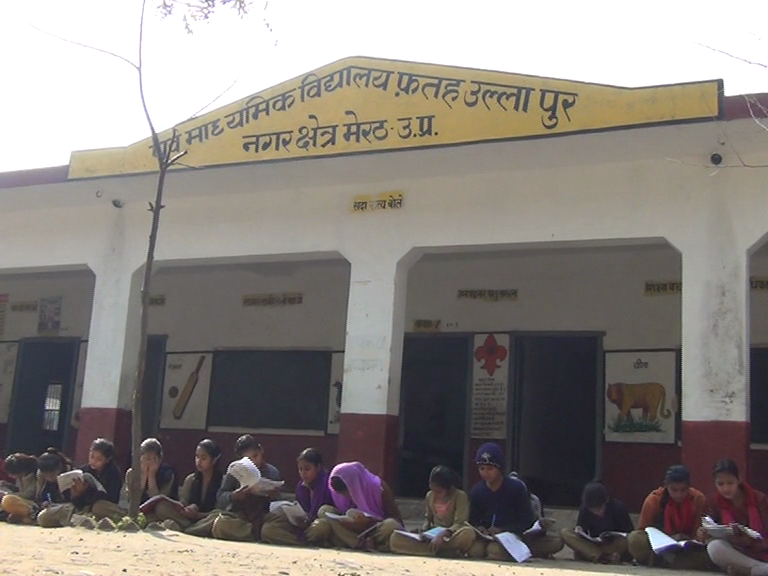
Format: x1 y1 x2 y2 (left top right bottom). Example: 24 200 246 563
160 352 212 430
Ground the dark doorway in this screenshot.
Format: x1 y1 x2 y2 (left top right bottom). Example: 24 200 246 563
6 338 80 456
398 335 470 497
512 335 600 507
141 335 168 440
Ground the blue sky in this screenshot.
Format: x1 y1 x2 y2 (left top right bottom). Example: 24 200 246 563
1 0 766 172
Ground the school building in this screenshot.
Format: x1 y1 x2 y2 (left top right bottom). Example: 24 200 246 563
0 57 767 511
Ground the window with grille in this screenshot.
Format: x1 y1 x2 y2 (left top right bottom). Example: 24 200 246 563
42 383 63 431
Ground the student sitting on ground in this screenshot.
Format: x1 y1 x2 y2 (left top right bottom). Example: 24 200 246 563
1 448 71 524
153 438 225 532
389 465 475 557
561 480 634 564
123 438 177 511
627 464 711 569
307 461 402 552
37 469 123 528
81 438 122 504
211 435 283 541
702 459 768 576
261 448 335 547
0 454 39 521
468 443 564 561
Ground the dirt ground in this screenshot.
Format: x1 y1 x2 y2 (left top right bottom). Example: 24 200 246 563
0 523 704 576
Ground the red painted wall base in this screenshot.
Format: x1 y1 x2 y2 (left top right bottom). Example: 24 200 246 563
683 420 750 492
75 408 132 472
336 413 399 488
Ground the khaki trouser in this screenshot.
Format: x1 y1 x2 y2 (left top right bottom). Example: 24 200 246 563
170 509 254 541
389 525 476 557
471 531 564 561
153 501 193 530
312 505 399 552
261 512 333 547
627 530 715 570
707 540 768 576
210 511 254 541
561 527 628 562
37 499 124 528
1 494 37 520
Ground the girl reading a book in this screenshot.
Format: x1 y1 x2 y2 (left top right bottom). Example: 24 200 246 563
560 481 634 564
207 435 280 541
0 454 38 522
627 464 711 570
389 465 475 557
123 438 177 510
703 459 768 576
153 438 224 532
261 448 334 546
2 448 71 524
82 438 122 504
307 461 402 552
37 468 123 528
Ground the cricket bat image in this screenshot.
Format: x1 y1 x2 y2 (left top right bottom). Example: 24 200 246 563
173 355 206 420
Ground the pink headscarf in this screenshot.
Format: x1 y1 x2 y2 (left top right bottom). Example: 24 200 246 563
329 462 385 520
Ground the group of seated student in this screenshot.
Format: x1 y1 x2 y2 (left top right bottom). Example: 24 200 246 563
3 437 768 576
561 459 768 576
0 439 123 527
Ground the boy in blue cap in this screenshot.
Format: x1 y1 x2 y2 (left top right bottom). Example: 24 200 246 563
468 442 563 560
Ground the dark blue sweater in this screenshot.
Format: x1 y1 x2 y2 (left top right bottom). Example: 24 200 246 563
469 476 535 535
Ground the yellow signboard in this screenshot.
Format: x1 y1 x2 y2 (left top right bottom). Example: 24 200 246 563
351 191 403 213
68 57 722 179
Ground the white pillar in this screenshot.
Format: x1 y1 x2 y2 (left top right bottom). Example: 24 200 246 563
340 248 415 417
676 190 752 489
680 231 750 423
335 246 418 481
81 262 143 412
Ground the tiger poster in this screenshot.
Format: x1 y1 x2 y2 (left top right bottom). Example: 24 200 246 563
604 350 678 444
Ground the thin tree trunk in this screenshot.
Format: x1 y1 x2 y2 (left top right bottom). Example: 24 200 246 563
128 160 169 519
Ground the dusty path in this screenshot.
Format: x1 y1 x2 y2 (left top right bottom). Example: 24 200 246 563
0 524 703 576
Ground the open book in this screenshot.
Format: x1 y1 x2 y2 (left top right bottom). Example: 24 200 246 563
573 525 628 544
248 478 285 495
269 500 309 527
227 457 285 494
393 526 450 543
325 508 380 521
524 519 552 536
645 527 705 554
227 457 261 488
472 527 532 562
701 516 763 540
139 494 186 515
57 469 84 492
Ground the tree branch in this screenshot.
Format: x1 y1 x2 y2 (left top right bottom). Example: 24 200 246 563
697 43 768 69
745 96 768 133
137 0 163 172
168 149 189 166
29 24 139 71
185 78 240 120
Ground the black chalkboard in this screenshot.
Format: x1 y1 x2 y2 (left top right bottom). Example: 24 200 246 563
207 350 331 431
751 348 768 443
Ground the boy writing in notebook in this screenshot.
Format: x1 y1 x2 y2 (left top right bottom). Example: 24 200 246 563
468 443 563 560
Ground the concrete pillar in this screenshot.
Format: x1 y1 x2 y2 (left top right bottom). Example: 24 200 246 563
76 227 144 469
679 208 751 490
336 248 417 487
